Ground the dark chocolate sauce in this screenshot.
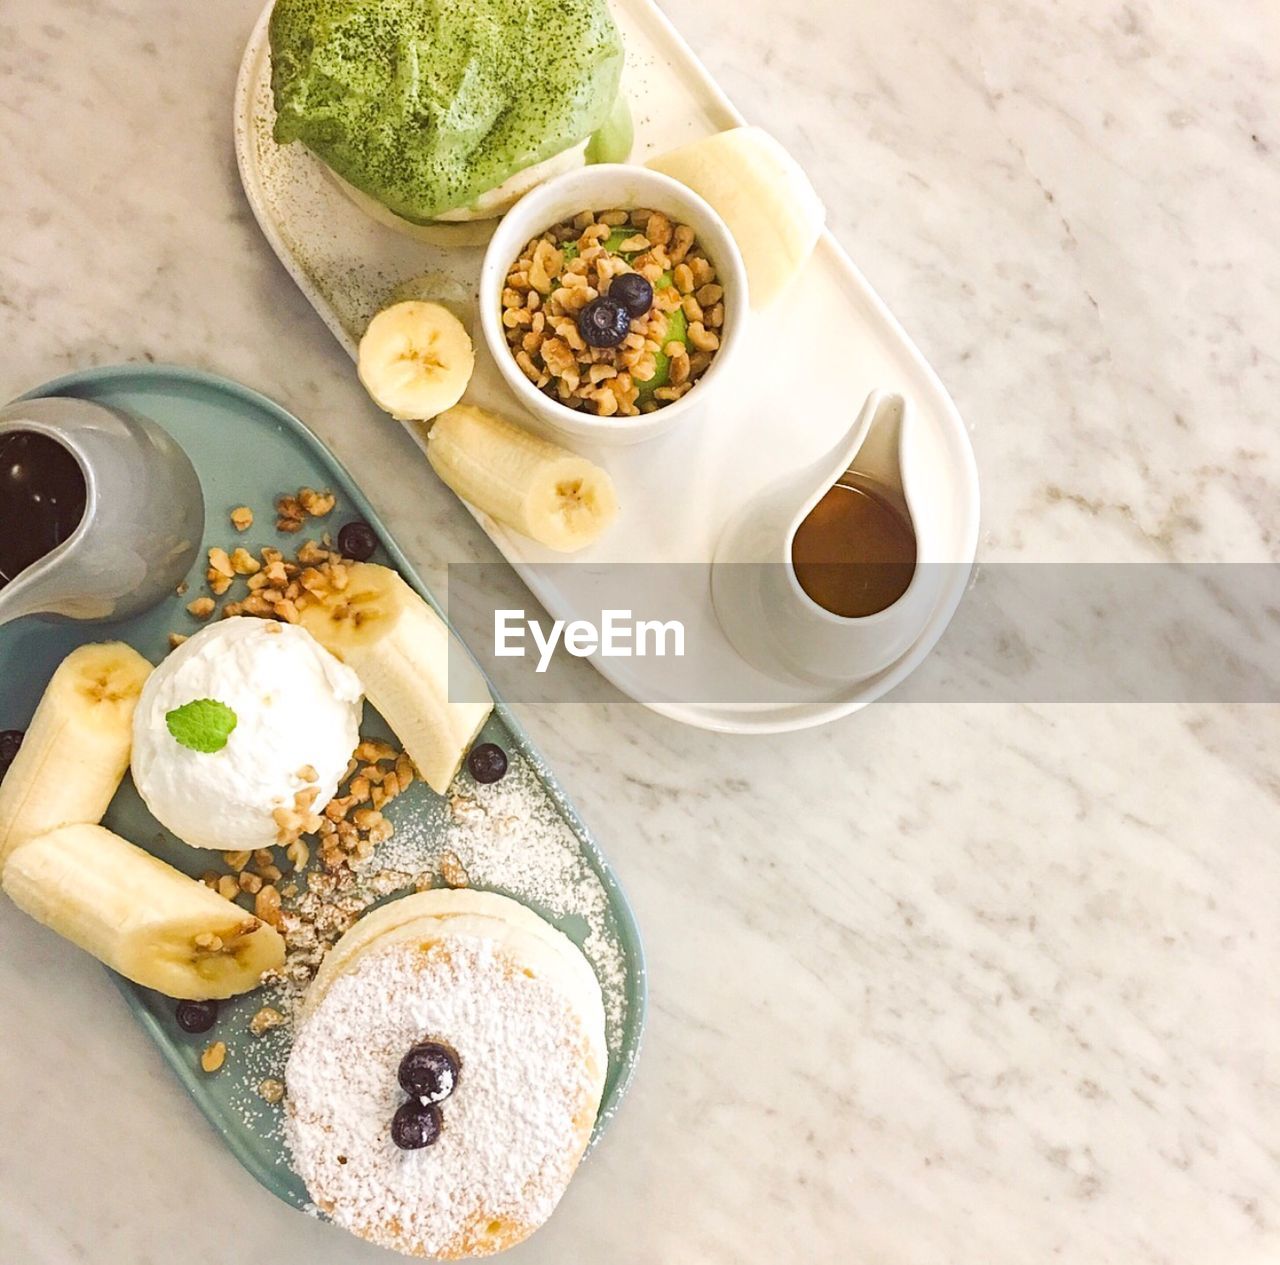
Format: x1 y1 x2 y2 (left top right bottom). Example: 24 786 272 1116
0 431 87 588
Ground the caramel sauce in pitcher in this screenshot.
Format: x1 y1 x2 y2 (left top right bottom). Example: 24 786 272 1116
0 432 87 588
790 472 916 618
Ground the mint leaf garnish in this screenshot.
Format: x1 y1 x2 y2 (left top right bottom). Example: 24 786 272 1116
166 699 237 754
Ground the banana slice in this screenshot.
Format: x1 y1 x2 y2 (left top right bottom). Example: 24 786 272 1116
2 823 285 999
0 642 153 871
298 562 493 795
357 300 475 421
648 126 825 309
427 404 619 552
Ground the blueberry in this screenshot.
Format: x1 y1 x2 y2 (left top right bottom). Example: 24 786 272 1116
176 999 218 1033
577 296 632 348
391 1099 443 1150
337 520 378 562
0 729 23 775
610 273 654 318
467 743 508 784
398 1041 461 1105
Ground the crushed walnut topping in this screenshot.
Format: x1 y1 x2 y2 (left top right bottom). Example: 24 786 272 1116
230 547 260 576
298 487 336 517
276 486 335 533
266 864 423 997
273 779 324 847
439 850 470 889
312 739 411 872
257 1078 285 1104
503 207 723 417
230 506 254 532
255 882 283 928
206 546 235 597
249 1006 285 1037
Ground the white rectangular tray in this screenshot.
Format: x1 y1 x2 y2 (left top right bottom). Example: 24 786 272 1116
234 0 978 733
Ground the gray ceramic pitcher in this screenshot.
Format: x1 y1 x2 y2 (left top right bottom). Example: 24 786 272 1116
0 396 203 629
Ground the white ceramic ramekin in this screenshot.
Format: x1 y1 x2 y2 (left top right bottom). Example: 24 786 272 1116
480 164 748 447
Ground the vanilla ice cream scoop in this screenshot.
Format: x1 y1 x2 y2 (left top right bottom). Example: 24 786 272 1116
131 618 363 850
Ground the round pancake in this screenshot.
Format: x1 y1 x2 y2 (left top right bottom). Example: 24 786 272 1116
286 890 608 1258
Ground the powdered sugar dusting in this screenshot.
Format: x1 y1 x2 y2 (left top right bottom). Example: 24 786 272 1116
365 753 631 1055
285 934 599 1257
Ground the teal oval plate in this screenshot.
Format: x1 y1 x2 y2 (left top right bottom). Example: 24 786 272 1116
3 363 645 1211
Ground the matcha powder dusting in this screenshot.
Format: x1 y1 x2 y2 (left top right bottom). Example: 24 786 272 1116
268 0 625 222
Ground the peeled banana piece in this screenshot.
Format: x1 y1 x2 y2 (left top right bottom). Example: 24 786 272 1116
0 642 153 871
2 824 285 999
358 300 475 421
427 404 619 553
648 126 825 310
298 562 493 795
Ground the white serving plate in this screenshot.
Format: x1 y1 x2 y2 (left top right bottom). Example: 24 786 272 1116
234 0 979 734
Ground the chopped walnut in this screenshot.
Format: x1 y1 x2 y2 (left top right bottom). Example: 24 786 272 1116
298 487 336 517
208 547 234 578
439 851 470 889
255 884 283 928
249 1006 285 1036
230 506 254 532
275 493 305 533
668 224 695 266
230 547 260 576
688 321 721 352
186 597 215 620
297 539 331 566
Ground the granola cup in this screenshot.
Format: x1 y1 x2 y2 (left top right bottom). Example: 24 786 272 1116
481 165 748 447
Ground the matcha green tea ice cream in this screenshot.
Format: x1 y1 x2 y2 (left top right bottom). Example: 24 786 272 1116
268 0 632 229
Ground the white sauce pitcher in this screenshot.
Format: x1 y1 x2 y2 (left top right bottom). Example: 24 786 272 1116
710 390 943 684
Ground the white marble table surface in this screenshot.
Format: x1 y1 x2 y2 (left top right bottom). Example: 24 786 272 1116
2 1 1277 1261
